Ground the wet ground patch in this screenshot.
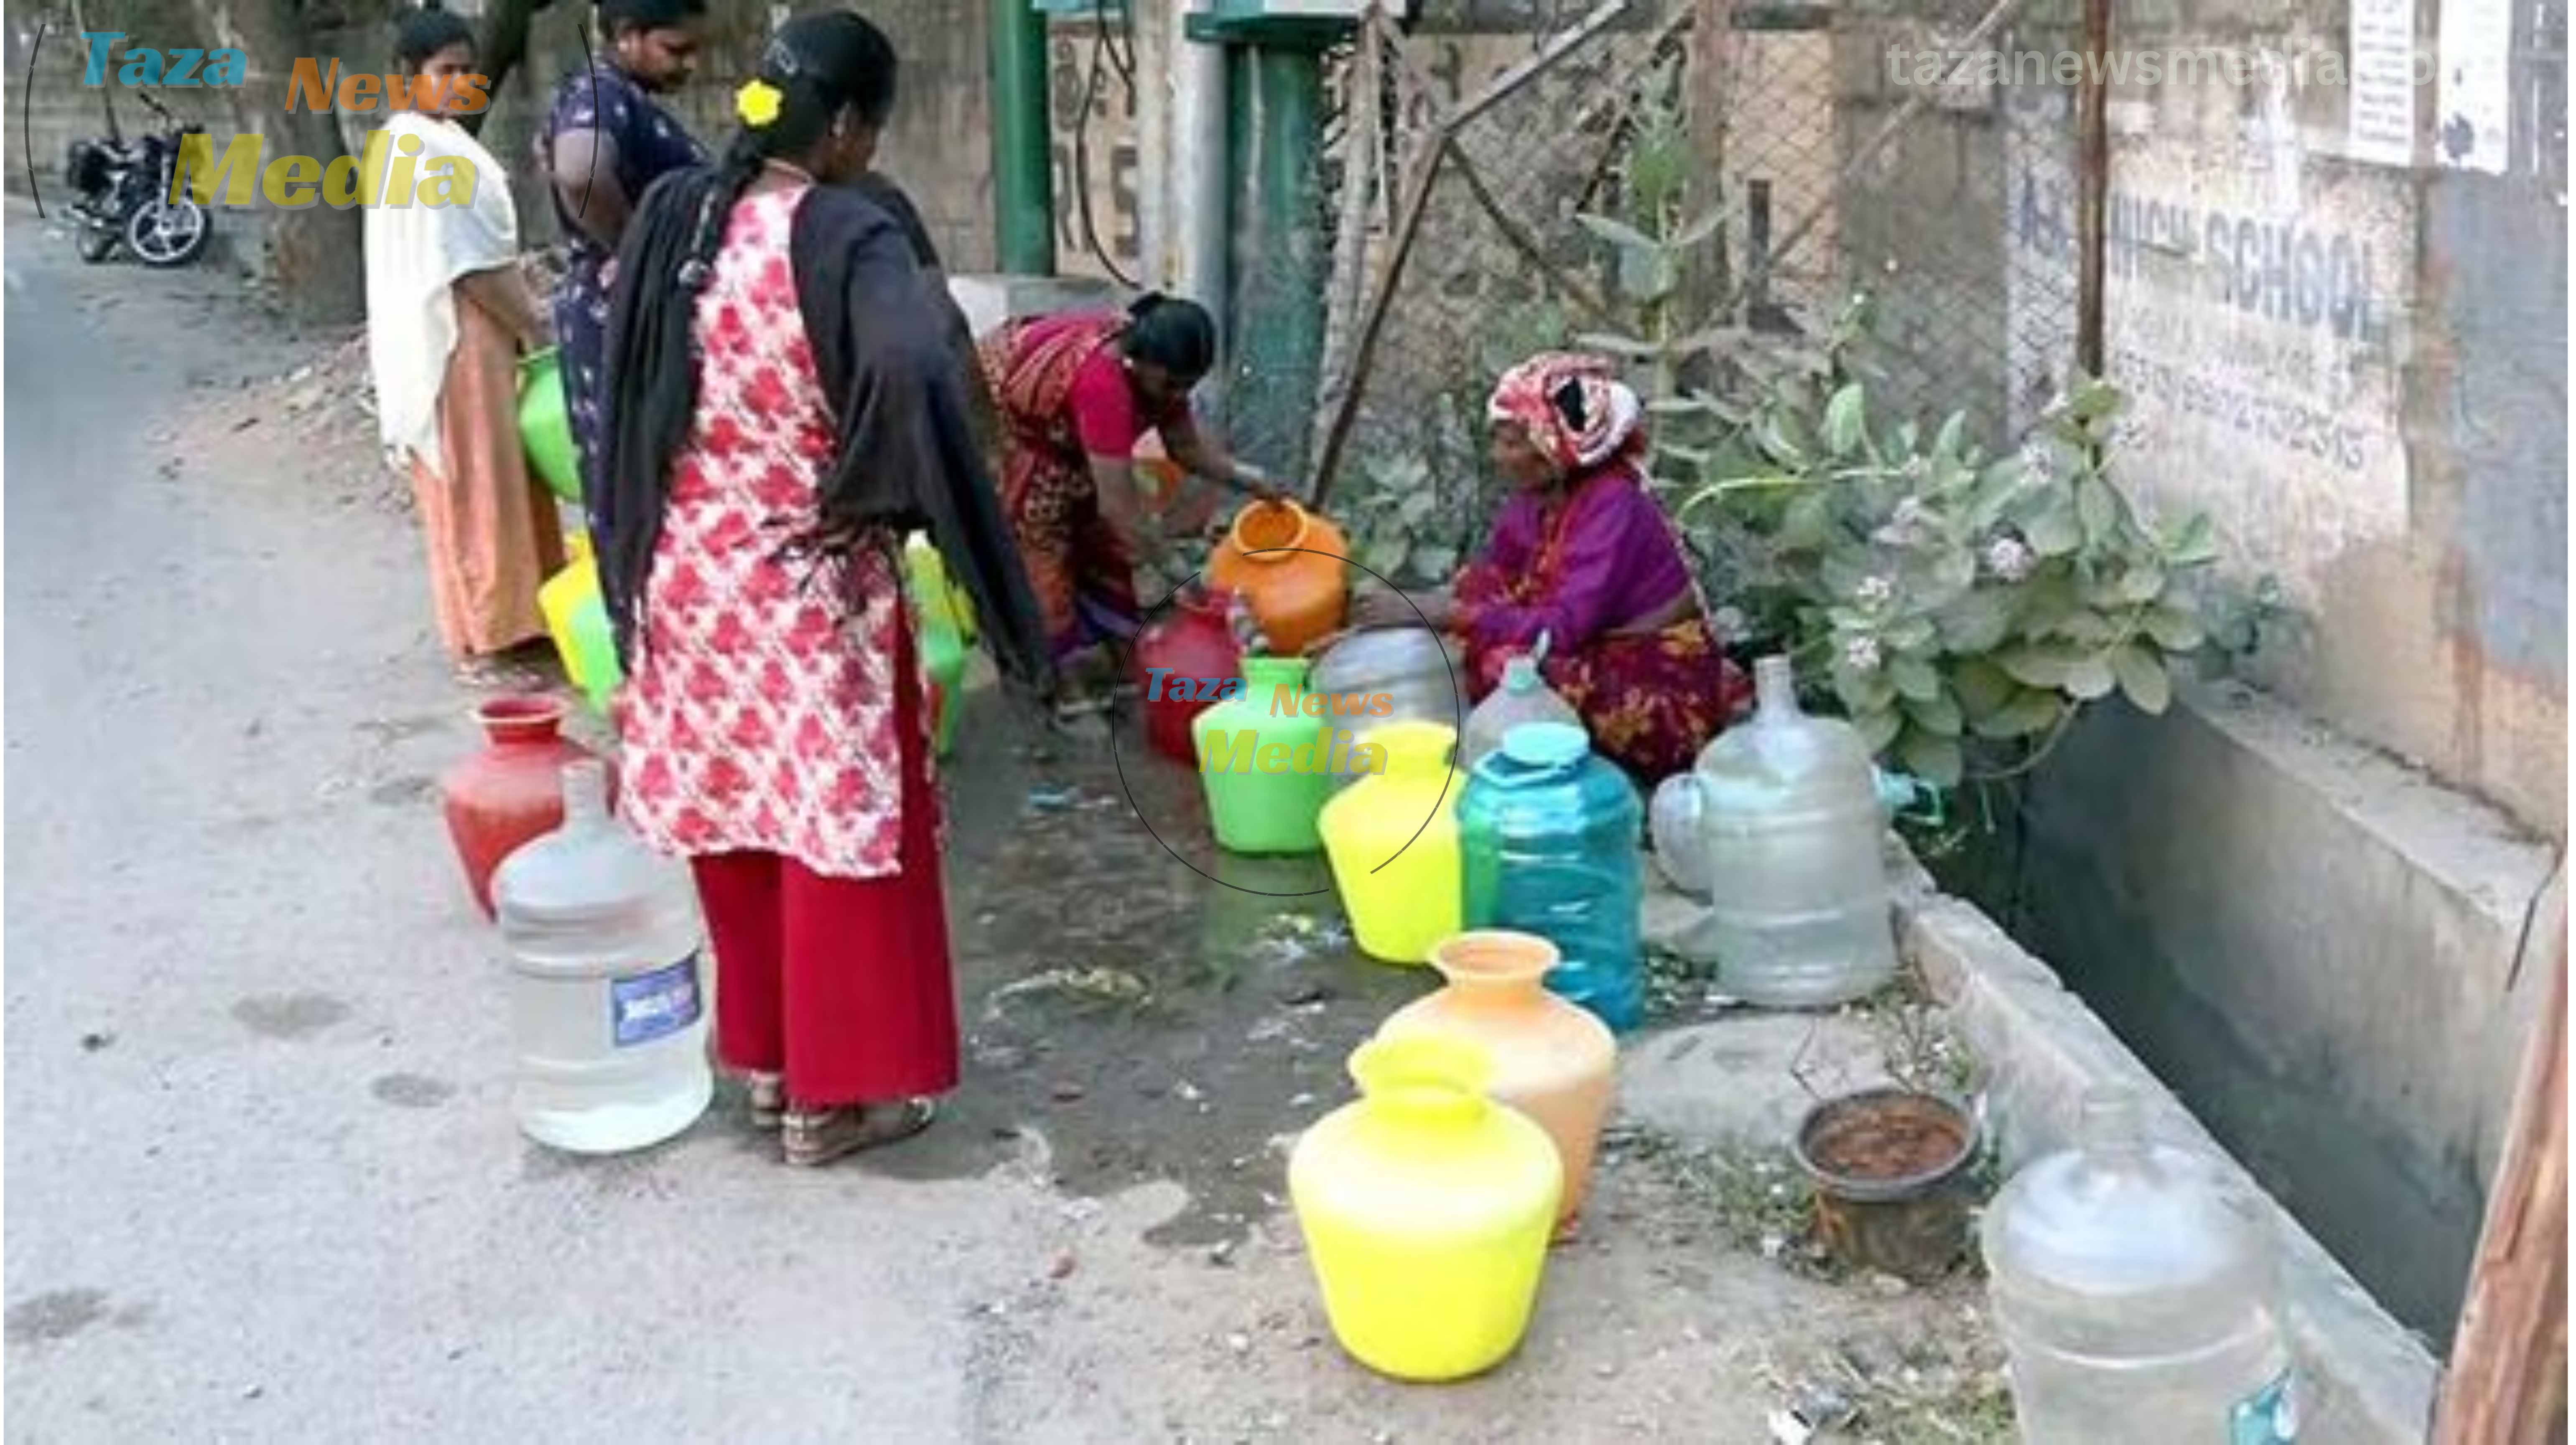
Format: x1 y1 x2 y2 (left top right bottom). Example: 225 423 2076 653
871 699 1428 1245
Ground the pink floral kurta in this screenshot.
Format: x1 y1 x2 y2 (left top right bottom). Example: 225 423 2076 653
614 183 925 881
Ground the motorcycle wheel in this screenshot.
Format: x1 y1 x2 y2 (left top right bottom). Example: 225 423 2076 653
125 198 210 269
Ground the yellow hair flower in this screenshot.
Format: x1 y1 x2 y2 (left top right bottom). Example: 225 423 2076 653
736 78 784 128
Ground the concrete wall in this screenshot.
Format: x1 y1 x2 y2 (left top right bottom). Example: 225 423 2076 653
1934 0 2568 1351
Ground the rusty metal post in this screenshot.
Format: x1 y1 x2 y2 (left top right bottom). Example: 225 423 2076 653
2074 0 2110 378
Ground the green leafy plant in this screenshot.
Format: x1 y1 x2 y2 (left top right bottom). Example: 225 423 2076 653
1557 119 2270 792
1672 368 2235 787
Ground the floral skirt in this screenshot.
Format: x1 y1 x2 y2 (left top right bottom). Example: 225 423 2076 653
1466 614 1751 784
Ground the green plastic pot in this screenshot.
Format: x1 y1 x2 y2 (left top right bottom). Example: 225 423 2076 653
518 347 581 506
921 612 966 758
1195 654 1333 855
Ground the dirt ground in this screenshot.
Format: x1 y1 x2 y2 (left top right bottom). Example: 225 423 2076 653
4 205 2010 1443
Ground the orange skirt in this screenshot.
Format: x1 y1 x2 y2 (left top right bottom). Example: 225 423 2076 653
407 293 564 659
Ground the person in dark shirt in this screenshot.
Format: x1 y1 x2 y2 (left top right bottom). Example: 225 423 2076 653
537 0 707 534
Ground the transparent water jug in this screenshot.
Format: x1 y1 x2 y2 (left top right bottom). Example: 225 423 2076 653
1649 654 1897 1008
1309 626 1464 790
492 760 714 1153
1979 1086 2301 1443
1461 636 1582 771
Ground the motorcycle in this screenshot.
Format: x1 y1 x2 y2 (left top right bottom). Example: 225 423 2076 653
62 88 213 268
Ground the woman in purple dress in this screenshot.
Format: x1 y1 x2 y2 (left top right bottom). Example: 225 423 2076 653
1361 350 1750 782
538 0 708 531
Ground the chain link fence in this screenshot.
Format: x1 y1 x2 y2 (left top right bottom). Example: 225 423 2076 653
1304 0 2096 587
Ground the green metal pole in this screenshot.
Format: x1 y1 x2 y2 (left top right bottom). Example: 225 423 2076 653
989 0 1057 275
1227 43 1329 485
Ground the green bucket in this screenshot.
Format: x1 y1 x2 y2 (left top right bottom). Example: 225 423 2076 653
518 347 581 506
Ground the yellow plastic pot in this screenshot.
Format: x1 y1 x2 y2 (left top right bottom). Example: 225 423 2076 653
1318 719 1463 965
1287 1033 1563 1382
539 553 621 717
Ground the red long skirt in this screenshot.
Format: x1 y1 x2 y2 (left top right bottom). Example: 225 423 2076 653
685 624 960 1107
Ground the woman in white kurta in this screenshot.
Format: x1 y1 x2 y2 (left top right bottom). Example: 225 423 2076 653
363 7 563 686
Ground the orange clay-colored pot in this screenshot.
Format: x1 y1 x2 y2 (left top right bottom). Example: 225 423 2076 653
1373 929 1620 1235
1207 499 1350 657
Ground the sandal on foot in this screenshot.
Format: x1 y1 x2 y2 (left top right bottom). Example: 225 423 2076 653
781 1098 938 1166
745 1072 784 1131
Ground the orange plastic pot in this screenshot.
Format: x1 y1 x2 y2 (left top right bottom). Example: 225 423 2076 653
1374 930 1619 1235
1208 500 1349 658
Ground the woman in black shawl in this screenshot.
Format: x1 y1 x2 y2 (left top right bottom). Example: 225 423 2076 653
595 11 1052 1166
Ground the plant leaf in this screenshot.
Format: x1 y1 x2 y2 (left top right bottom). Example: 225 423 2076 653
1781 492 1836 550
1573 212 1661 255
2163 512 2222 565
1995 642 2077 689
1970 688 2064 740
1822 383 1868 457
2118 562 2168 603
1896 729 1965 787
1935 590 2015 653
2076 477 2120 541
2064 654 2118 700
1904 688 1965 737
1854 705 1905 753
1833 660 1898 715
2142 603 2207 652
1889 654 1942 701
1952 657 2018 717
2110 642 2173 713
2024 500 2083 557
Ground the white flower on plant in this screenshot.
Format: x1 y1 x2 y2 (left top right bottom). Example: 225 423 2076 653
1712 605 1748 639
2019 440 2057 480
1901 455 1933 482
1891 497 1930 529
1842 633 1884 672
1984 536 2036 582
1856 574 1896 608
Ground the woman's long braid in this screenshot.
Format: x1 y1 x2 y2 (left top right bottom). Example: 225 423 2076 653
594 14 896 669
596 107 785 665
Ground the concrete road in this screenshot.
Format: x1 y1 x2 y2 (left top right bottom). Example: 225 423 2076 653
0 207 1060 1441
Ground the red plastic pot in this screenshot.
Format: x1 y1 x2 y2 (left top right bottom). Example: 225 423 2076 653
439 694 614 919
1132 586 1243 765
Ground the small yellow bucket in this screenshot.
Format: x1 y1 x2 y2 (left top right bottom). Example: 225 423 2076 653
539 550 621 715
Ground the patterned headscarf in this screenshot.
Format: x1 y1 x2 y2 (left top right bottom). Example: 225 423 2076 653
1485 351 1646 472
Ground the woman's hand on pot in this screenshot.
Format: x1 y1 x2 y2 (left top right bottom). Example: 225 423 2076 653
1232 465 1284 505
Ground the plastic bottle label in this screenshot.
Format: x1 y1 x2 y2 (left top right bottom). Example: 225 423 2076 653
2229 1368 2299 1442
610 953 703 1048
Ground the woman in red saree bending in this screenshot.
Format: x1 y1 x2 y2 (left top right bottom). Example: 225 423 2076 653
976 296 1274 700
596 13 1051 1165
1367 351 1749 783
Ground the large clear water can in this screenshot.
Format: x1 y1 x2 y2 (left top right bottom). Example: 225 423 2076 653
1979 1086 2300 1442
492 760 713 1153
1649 653 1897 1008
1461 648 1582 771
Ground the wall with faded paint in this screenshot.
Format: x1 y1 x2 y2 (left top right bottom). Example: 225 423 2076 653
2061 0 2563 837
1963 0 2566 1348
